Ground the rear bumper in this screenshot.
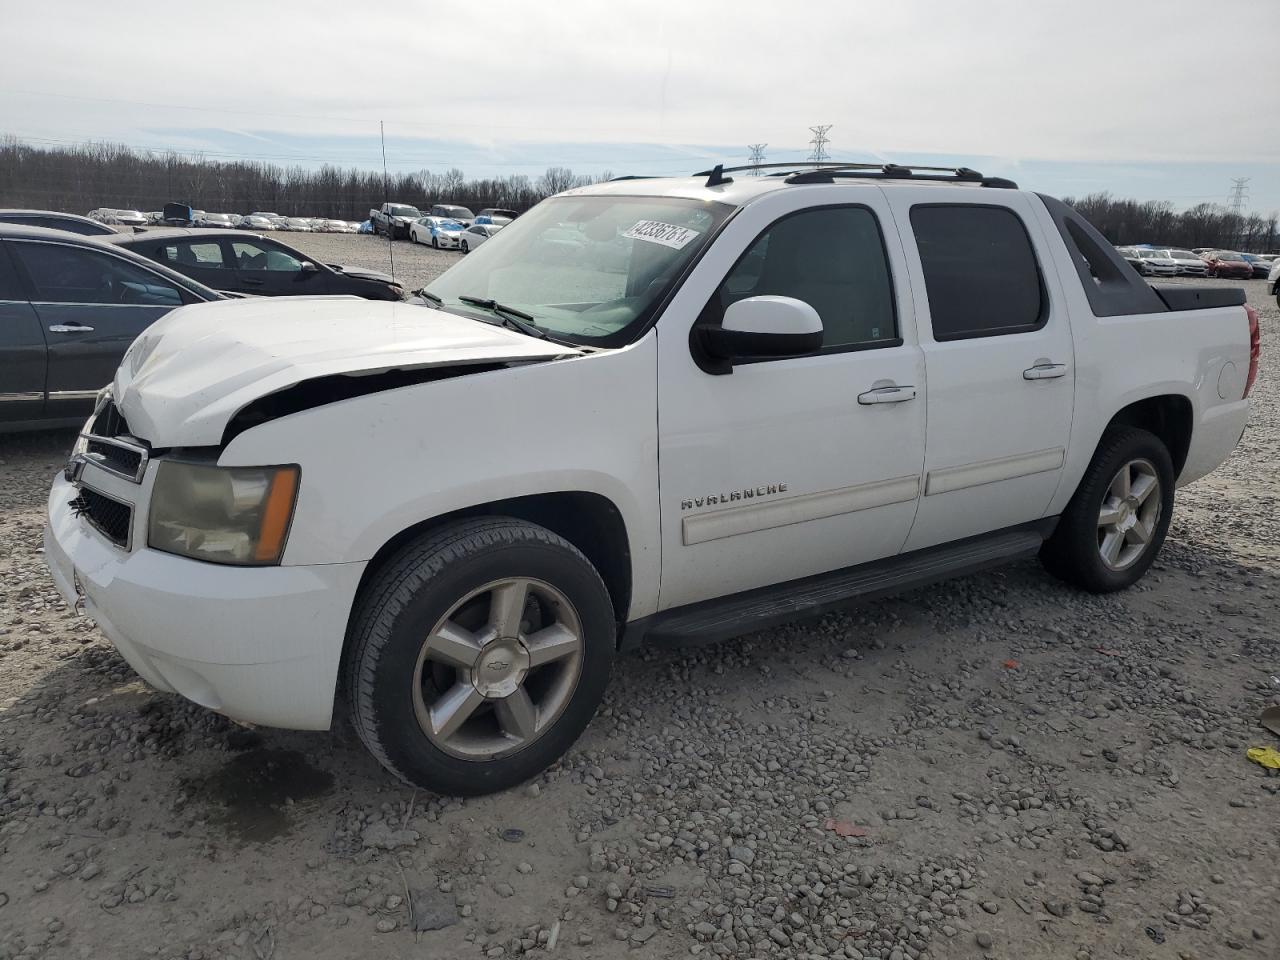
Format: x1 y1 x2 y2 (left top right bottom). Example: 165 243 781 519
45 474 366 730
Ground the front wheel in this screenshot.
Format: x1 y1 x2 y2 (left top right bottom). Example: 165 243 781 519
461 240 469 253
1040 426 1174 593
431 236 439 249
345 518 616 795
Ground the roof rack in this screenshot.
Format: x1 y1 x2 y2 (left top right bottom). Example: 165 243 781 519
691 161 1016 190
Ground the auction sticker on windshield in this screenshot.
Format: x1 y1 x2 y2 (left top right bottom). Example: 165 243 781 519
622 220 700 250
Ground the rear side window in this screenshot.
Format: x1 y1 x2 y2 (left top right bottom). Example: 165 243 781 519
161 241 226 269
911 205 1045 340
706 206 899 351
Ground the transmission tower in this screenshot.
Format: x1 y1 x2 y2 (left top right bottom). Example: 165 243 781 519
1227 177 1250 218
807 125 832 162
747 143 767 176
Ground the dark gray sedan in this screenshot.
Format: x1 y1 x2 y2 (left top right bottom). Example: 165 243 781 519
0 225 224 433
0 209 119 237
109 229 404 300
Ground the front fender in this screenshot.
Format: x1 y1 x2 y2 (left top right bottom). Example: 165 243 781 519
219 334 662 618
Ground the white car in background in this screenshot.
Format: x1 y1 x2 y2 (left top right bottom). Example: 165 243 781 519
241 215 276 231
1134 248 1178 276
199 212 236 229
284 218 313 232
459 222 502 252
1162 249 1208 276
410 217 466 249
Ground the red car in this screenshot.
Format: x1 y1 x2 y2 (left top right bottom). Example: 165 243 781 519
1201 250 1254 279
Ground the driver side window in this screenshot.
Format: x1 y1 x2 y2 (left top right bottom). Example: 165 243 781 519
705 206 899 351
12 241 183 305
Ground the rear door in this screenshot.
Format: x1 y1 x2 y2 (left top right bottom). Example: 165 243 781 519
9 238 189 420
0 242 46 425
229 237 330 296
149 237 235 292
884 192 1076 551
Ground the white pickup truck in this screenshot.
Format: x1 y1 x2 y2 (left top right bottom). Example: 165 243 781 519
45 163 1260 795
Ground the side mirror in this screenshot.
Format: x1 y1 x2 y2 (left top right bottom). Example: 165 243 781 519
698 296 823 372
300 261 319 273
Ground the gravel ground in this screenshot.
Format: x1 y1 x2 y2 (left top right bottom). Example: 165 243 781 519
266 229 459 293
0 275 1277 960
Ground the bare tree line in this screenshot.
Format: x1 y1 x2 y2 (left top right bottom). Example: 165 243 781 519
0 136 607 219
1 136 1276 252
1063 192 1278 253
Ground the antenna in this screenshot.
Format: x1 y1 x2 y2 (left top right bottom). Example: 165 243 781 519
747 143 767 176
380 120 396 284
807 125 832 162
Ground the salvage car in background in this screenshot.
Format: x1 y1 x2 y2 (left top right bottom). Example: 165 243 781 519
410 216 465 249
109 228 403 300
1162 249 1209 276
1242 253 1270 279
1134 248 1179 276
475 208 518 225
88 208 148 227
240 215 275 230
0 225 225 432
1116 246 1151 275
459 221 502 252
0 209 118 236
198 212 236 229
1201 250 1254 279
283 217 313 232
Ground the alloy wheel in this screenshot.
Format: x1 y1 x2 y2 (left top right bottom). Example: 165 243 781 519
1097 458 1161 571
411 578 584 760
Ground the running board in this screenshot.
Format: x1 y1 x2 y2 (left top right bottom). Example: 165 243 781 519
627 520 1054 649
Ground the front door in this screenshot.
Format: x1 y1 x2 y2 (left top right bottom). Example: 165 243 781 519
9 238 188 420
0 243 46 424
656 188 926 610
229 237 329 296
884 191 1076 551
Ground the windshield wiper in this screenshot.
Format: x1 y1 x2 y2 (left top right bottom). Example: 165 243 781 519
414 288 443 304
458 295 548 339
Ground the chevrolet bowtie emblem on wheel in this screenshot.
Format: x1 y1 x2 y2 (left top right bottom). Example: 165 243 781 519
486 659 511 671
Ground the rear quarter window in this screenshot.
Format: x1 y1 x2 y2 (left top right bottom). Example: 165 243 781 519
911 205 1046 340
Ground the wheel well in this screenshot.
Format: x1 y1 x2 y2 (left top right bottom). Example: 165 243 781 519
1105 395 1193 476
351 491 634 630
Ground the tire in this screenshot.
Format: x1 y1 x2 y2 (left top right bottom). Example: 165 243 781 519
461 240 469 254
432 236 439 249
345 517 616 795
1040 426 1174 593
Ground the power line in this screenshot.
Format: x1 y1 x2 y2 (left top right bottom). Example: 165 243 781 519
747 143 767 176
807 125 832 163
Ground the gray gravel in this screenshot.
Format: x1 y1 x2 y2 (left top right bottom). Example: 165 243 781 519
0 276 1277 960
267 229 458 294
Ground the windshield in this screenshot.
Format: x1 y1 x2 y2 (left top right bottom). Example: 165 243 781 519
1220 252 1244 261
1170 250 1197 259
425 195 733 347
389 205 421 218
438 206 474 219
1138 250 1163 258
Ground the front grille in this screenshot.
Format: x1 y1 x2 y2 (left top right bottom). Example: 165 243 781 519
84 437 145 480
69 487 133 549
91 400 129 439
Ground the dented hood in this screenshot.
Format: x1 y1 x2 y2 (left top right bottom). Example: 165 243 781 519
113 297 578 447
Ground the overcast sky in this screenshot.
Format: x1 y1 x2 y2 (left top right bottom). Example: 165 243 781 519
4 0 1277 209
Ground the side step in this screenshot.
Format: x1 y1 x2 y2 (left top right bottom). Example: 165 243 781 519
631 521 1053 648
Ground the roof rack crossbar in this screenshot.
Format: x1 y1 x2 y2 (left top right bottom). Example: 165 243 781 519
690 160 1012 188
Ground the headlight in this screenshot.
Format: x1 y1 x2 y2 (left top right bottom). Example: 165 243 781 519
148 462 299 565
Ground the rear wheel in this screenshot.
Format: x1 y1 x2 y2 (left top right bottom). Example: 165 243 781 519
346 518 615 795
1040 426 1174 593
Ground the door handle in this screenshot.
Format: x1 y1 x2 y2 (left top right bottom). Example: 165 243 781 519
858 384 917 405
48 324 95 333
1023 362 1067 380
241 277 265 286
